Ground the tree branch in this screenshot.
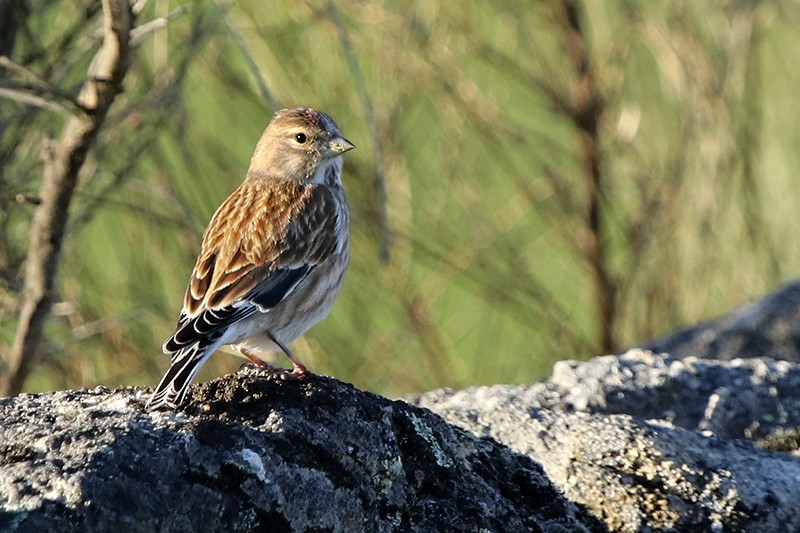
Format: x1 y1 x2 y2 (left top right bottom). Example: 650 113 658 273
559 0 617 354
326 0 391 263
130 4 189 46
0 86 71 115
2 0 133 395
0 55 90 114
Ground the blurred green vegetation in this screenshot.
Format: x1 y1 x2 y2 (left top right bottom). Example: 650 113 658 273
3 0 800 397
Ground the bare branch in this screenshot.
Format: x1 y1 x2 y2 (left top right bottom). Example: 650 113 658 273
212 0 279 111
326 0 391 263
0 55 50 84
556 0 617 354
0 55 90 114
130 5 190 46
0 86 71 115
15 194 42 205
3 0 133 395
132 0 150 16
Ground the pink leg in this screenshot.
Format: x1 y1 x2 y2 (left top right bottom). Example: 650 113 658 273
266 331 307 380
237 334 307 380
237 347 279 372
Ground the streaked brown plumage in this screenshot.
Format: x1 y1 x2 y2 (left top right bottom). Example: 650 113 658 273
147 108 353 411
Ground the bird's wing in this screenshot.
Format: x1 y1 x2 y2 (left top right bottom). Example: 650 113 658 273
162 179 344 355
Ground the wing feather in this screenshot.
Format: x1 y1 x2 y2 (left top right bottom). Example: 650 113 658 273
162 179 344 356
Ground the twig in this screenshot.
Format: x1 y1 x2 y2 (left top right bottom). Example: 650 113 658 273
132 0 150 16
559 0 616 354
326 0 391 262
212 0 279 111
15 194 43 205
0 86 71 115
3 0 133 396
0 55 90 114
0 55 54 87
130 5 190 46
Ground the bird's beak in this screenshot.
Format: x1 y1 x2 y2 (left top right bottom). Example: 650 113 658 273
325 136 355 158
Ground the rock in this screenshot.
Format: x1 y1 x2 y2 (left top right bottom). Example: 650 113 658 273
7 280 800 532
640 281 800 362
0 369 602 533
412 350 800 532
547 350 800 441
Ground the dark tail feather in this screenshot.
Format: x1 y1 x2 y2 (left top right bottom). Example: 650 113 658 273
146 343 210 411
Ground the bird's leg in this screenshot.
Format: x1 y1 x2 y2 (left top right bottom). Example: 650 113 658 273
237 347 279 372
266 331 307 380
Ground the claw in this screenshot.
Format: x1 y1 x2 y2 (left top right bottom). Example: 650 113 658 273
278 363 307 381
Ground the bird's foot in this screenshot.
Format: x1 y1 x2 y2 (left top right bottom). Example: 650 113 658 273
240 360 307 380
277 363 307 381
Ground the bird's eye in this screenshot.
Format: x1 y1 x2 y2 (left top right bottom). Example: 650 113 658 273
294 133 308 144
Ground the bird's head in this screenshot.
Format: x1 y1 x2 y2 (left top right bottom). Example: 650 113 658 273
247 108 355 183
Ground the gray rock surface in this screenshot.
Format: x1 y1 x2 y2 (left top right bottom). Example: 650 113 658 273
6 282 800 532
640 281 800 362
545 351 799 442
412 350 800 532
0 369 602 533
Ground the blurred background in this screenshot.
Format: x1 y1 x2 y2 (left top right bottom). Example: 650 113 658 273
2 0 800 398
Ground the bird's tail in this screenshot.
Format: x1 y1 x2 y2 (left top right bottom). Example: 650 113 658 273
146 342 212 411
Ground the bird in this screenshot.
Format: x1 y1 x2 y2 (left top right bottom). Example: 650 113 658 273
146 108 354 411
